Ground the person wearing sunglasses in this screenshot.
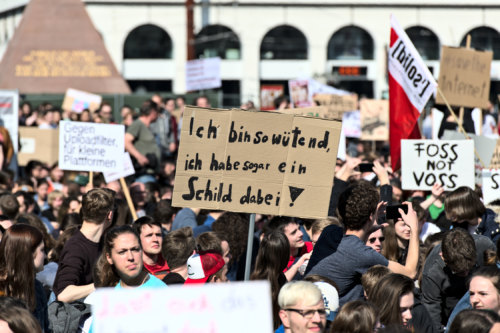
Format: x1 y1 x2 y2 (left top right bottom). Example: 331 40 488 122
278 281 327 333
366 226 384 254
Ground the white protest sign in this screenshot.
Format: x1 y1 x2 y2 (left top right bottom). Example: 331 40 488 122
342 110 361 138
401 140 474 191
58 121 124 172
482 169 500 205
337 127 346 160
186 57 221 92
92 281 273 333
103 152 135 183
0 90 19 152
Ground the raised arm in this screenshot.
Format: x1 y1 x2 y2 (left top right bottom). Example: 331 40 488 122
387 202 420 278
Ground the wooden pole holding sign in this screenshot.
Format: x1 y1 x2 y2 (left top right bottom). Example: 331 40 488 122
437 87 487 168
119 177 138 221
89 171 93 188
458 35 471 128
244 213 256 281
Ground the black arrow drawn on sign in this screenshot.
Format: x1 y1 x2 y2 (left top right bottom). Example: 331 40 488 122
288 186 304 207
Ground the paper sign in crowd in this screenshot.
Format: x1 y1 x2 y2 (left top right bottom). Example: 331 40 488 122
0 90 19 153
92 281 273 333
482 170 500 205
103 152 135 183
401 139 475 191
172 107 342 219
61 88 102 113
58 121 124 173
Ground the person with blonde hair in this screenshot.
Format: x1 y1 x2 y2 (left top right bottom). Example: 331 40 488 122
278 281 327 333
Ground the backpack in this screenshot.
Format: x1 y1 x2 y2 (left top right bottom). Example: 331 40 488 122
48 301 91 333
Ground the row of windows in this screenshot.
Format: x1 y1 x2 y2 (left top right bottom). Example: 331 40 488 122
124 24 500 61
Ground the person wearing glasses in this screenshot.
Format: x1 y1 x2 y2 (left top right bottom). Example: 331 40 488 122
278 281 327 333
366 225 384 254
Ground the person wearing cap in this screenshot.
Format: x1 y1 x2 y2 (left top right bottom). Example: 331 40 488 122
277 281 327 333
184 251 227 284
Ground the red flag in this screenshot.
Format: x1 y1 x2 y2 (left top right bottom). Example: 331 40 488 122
389 15 437 171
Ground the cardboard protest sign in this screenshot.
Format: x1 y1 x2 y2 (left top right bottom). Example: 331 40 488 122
436 46 492 109
103 152 135 183
61 88 102 113
490 139 500 169
58 121 124 172
401 139 474 191
282 106 331 119
260 84 284 111
0 90 19 152
313 93 358 120
279 106 346 160
186 57 221 92
173 107 341 219
92 281 273 333
289 79 312 108
360 99 389 141
482 170 500 205
18 127 59 166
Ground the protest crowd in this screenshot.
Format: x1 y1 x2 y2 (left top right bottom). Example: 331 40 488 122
0 88 500 333
2 13 500 333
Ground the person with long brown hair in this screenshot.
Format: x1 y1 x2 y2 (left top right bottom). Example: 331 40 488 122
0 297 42 333
94 225 166 289
251 230 290 330
369 273 414 329
0 224 49 331
329 300 379 333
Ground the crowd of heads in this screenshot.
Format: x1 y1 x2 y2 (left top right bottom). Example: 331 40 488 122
0 96 499 333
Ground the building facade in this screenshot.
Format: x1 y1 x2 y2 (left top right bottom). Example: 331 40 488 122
1 0 500 107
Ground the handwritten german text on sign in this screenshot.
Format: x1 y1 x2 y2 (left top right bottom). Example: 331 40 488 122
93 281 273 333
401 140 474 191
173 107 341 218
58 121 124 172
482 170 500 205
436 46 492 109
